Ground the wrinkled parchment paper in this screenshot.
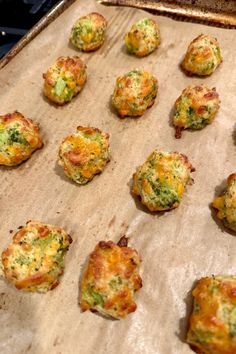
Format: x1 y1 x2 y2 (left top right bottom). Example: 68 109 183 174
0 1 236 353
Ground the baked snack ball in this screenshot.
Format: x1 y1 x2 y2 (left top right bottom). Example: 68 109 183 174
125 18 161 57
80 236 142 319
182 34 223 76
132 150 194 211
70 12 107 52
112 69 158 117
43 56 87 105
58 126 110 184
173 85 220 138
187 276 236 354
1 221 72 292
0 111 43 166
213 173 236 232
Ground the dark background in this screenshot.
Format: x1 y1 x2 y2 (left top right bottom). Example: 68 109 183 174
0 0 61 58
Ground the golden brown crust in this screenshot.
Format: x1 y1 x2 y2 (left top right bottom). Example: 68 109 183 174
132 150 194 211
80 238 142 319
43 56 87 105
0 111 43 166
1 221 72 292
182 34 223 76
187 276 236 354
227 173 236 185
58 126 110 184
173 85 220 138
213 173 236 232
125 18 160 57
117 235 129 247
70 12 107 52
112 69 158 118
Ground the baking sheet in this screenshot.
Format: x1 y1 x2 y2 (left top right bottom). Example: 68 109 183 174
0 0 236 353
99 0 236 27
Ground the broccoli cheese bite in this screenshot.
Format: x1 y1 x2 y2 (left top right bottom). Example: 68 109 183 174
70 12 107 52
132 150 194 211
58 126 110 184
80 236 142 319
125 18 160 57
1 221 72 292
173 85 220 138
112 69 158 117
213 173 236 232
43 56 87 105
0 111 43 166
187 276 236 354
182 34 223 76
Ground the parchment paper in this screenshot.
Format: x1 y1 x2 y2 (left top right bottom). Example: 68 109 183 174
0 1 236 353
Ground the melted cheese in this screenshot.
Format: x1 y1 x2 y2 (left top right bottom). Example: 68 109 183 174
187 276 236 354
182 34 223 76
213 174 236 232
125 18 161 57
80 240 142 319
58 126 110 184
70 13 107 52
1 221 72 292
132 150 194 211
112 70 158 117
0 112 43 166
43 56 87 105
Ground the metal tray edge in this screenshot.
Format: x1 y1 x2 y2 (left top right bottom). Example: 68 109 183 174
0 0 77 70
98 0 236 28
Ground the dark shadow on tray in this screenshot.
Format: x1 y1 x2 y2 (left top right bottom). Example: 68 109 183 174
178 59 209 79
121 44 129 56
0 164 21 172
232 123 236 146
128 177 167 217
168 96 199 139
176 279 197 344
40 91 70 109
120 44 144 58
54 161 107 187
209 178 236 237
108 95 120 119
108 96 137 126
121 43 161 60
67 40 77 51
108 96 153 127
67 41 104 64
0 147 43 172
169 104 175 129
53 161 77 186
77 254 118 321
169 101 215 140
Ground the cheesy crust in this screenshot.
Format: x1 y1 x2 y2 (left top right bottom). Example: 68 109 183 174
70 12 107 52
80 237 142 319
58 126 110 184
182 34 223 76
1 221 72 292
213 173 236 232
112 69 158 117
0 111 43 166
43 56 87 105
132 150 194 211
173 85 220 138
125 18 161 57
187 276 236 354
